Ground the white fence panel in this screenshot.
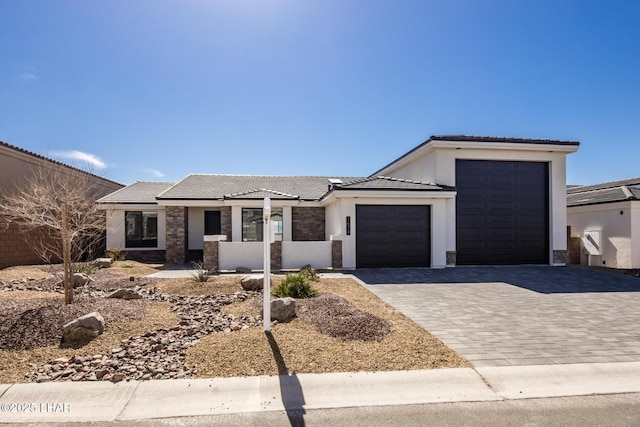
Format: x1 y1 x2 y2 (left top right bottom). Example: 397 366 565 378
219 242 263 270
282 241 332 269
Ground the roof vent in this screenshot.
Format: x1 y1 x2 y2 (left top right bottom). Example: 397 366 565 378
328 178 343 191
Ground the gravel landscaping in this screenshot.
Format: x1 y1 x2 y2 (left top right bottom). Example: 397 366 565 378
0 261 470 384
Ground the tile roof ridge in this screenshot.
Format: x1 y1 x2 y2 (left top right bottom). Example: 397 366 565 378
0 140 124 187
568 176 640 192
224 188 299 198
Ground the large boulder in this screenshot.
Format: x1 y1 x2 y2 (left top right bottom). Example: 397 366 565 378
107 288 143 300
93 258 113 269
71 273 93 288
270 297 296 322
241 275 264 291
62 312 105 343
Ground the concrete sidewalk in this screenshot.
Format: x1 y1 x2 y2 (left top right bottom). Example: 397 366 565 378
2 362 640 424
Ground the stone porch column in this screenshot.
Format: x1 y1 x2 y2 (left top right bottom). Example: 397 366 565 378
166 206 188 264
331 235 343 269
203 235 226 272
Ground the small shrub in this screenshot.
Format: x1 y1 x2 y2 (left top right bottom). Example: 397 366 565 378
107 248 126 261
191 261 209 283
120 263 133 269
272 273 317 299
299 265 320 281
73 263 99 275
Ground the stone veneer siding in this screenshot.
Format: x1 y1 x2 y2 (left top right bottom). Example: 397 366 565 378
446 251 456 266
271 241 282 270
291 207 325 241
553 249 568 265
166 206 188 264
220 206 232 240
122 250 166 263
203 240 219 272
331 240 342 269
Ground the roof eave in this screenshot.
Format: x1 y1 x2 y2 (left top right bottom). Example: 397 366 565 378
372 135 580 176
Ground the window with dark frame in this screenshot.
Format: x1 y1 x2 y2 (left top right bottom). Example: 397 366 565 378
204 210 222 235
125 211 158 248
242 207 283 242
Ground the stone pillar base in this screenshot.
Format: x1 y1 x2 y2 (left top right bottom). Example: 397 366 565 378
331 238 343 269
553 250 568 265
446 251 456 267
271 241 282 270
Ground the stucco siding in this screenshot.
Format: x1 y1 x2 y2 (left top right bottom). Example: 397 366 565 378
568 202 634 268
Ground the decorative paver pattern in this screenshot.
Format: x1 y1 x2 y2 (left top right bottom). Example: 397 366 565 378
355 266 640 367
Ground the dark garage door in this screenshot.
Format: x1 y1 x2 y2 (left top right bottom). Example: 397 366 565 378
456 160 549 265
356 205 431 268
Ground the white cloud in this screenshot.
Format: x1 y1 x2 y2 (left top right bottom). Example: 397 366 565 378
50 150 107 169
19 73 38 81
142 167 165 178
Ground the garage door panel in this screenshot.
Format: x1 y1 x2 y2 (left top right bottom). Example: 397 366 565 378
456 160 549 265
356 205 430 268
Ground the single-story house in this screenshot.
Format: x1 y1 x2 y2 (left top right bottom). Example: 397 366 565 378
567 177 640 268
98 135 579 270
0 141 124 269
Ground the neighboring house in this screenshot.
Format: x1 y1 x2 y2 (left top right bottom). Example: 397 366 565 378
0 141 124 269
98 135 579 270
567 177 640 269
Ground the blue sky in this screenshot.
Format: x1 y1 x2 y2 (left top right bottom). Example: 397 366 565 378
1 0 639 185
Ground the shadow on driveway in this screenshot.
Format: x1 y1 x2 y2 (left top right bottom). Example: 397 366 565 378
349 266 640 294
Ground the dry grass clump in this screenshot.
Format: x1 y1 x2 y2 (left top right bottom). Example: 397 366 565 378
296 293 391 341
109 261 164 278
155 276 243 296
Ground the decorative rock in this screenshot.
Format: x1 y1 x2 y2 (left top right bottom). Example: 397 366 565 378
93 258 113 268
236 266 251 274
240 275 263 291
62 312 105 343
270 298 296 322
107 289 143 300
71 273 93 288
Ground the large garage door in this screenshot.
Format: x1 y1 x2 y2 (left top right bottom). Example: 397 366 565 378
356 205 430 268
456 160 549 265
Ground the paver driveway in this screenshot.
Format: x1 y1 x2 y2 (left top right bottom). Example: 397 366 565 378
353 266 640 367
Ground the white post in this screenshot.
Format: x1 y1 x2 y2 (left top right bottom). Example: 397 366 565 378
263 197 271 332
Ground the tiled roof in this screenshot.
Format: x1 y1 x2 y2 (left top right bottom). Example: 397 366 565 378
100 173 454 204
157 174 363 201
335 176 453 191
0 140 123 188
567 177 640 207
98 182 175 204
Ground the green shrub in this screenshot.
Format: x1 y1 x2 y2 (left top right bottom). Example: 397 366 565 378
272 273 318 299
73 263 99 275
191 261 209 283
299 265 320 281
107 248 126 261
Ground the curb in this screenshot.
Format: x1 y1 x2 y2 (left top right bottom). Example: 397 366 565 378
2 362 640 423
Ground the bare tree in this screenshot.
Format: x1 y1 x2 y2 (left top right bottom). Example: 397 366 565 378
0 167 107 304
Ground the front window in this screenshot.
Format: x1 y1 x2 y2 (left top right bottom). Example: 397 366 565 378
125 211 158 248
242 207 283 242
204 210 221 235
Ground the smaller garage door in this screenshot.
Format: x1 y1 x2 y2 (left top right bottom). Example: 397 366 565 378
356 205 431 268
